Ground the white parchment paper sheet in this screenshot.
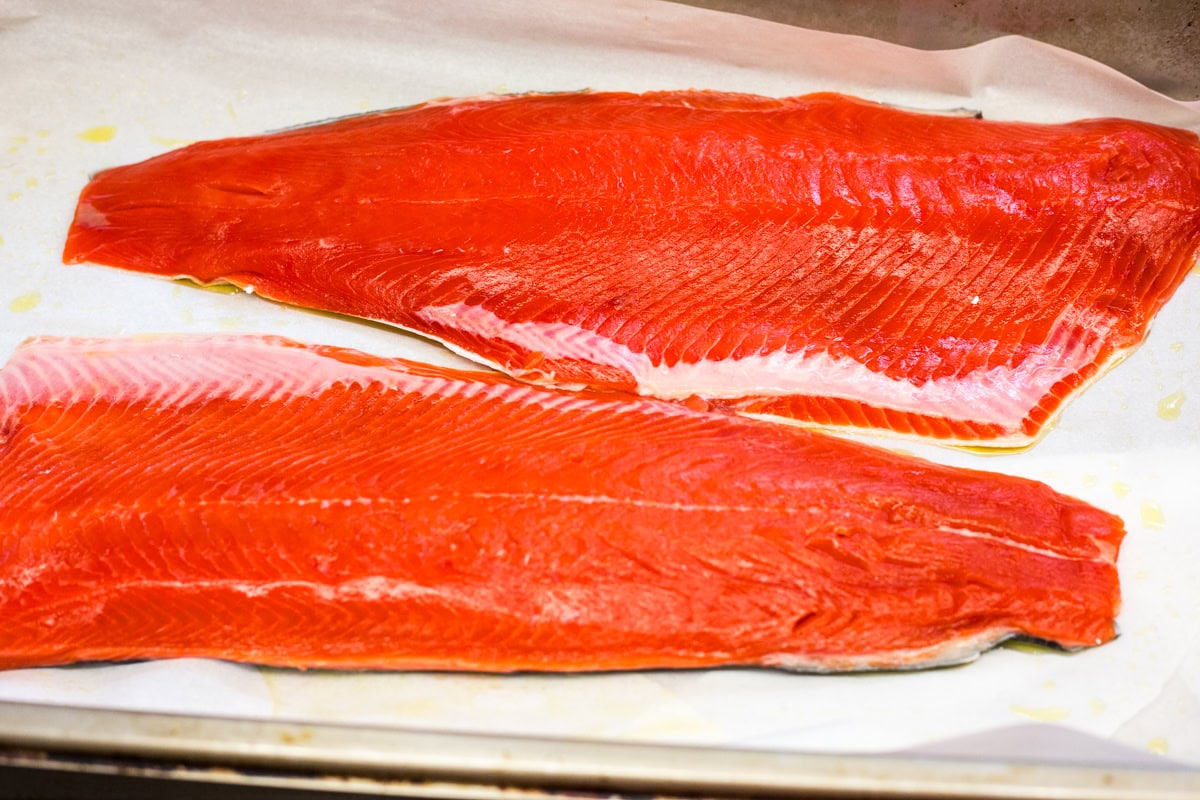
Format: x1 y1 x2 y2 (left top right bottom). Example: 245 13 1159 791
1 0 1198 769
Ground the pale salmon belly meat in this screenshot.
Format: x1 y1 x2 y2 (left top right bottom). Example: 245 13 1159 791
0 335 1123 672
63 91 1200 446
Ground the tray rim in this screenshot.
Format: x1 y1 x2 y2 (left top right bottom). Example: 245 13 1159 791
1 698 1197 799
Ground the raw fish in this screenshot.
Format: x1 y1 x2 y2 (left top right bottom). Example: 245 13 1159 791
63 91 1200 446
0 335 1124 671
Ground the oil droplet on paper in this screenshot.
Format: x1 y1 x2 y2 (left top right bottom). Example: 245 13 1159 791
9 291 41 313
1140 500 1165 530
257 668 284 715
1010 704 1070 722
1169 341 1185 352
24 176 37 189
76 125 116 143
1089 699 1106 716
0 234 5 247
1043 680 1056 690
1001 639 1060 656
37 130 49 138
1081 473 1097 488
1148 737 1169 755
1112 481 1131 499
1157 390 1185 420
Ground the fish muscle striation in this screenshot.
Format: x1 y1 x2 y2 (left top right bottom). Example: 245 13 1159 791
0 335 1125 672
63 91 1200 446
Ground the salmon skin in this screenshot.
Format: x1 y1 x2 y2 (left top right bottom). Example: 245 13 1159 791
0 335 1124 672
63 91 1200 447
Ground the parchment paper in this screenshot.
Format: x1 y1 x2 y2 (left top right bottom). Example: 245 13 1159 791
1 0 1198 769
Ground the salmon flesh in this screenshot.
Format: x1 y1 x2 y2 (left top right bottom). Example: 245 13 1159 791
0 335 1124 671
63 91 1200 447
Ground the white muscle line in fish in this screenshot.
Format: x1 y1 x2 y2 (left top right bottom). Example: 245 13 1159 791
933 525 1103 563
463 490 802 515
50 492 811 517
74 576 448 602
47 493 1098 565
414 301 1116 429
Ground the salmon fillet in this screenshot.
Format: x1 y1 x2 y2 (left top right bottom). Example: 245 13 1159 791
0 335 1124 672
62 91 1200 446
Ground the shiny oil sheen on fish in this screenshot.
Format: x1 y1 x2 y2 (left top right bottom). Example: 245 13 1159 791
63 91 1200 446
0 335 1124 672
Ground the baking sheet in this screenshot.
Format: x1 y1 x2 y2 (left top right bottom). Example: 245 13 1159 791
1 0 1198 770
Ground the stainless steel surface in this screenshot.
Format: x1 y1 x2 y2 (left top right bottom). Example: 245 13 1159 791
0 753 597 800
674 0 1200 99
1 700 1198 799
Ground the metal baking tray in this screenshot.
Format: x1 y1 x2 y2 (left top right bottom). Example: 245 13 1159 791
3 699 1200 799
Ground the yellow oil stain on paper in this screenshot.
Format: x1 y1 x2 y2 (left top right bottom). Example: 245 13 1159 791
9 291 42 313
1112 481 1131 499
76 125 116 143
7 192 20 202
1157 390 1185 421
1001 639 1058 656
1148 737 1169 755
1043 680 1056 690
1169 341 1185 352
620 701 724 741
1140 500 1166 530
1010 704 1070 723
1081 473 1097 488
25 176 37 189
226 102 238 122
1089 699 1106 716
257 668 285 716
0 234 5 247
37 129 49 138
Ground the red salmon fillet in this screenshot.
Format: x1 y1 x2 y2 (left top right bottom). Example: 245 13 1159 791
0 335 1123 672
62 91 1200 447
